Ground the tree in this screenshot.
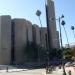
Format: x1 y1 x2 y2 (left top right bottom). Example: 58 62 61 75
63 48 73 61
71 26 75 38
49 49 62 60
24 42 46 62
24 42 38 62
61 20 69 47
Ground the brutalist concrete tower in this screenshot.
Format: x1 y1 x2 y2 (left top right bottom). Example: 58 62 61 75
0 15 11 64
46 0 60 49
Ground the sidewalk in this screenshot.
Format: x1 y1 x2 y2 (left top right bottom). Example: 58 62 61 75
0 69 46 75
0 66 75 75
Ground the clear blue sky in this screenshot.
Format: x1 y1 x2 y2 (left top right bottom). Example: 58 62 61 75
0 0 75 46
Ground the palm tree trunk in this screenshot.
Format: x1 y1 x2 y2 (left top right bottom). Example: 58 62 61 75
63 26 69 47
73 30 75 38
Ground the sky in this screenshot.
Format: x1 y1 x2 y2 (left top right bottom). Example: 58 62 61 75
0 0 75 46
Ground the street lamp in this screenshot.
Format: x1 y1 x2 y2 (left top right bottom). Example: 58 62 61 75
61 20 69 48
71 26 75 38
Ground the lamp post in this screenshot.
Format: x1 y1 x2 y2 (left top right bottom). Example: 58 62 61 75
61 20 69 48
71 26 75 38
36 10 42 63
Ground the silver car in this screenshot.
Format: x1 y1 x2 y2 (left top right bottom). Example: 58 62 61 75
72 62 75 67
65 62 72 67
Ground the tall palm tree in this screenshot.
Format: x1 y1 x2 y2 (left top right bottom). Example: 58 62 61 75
36 10 42 43
71 26 75 38
61 20 69 47
36 10 42 27
36 10 42 63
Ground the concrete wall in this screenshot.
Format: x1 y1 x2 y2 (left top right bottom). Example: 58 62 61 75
26 20 33 43
32 24 40 45
40 27 47 49
12 19 27 64
0 15 11 64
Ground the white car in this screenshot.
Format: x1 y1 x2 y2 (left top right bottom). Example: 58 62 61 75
65 62 71 67
72 62 75 67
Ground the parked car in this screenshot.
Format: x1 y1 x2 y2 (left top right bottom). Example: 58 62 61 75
71 62 75 67
65 62 72 67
